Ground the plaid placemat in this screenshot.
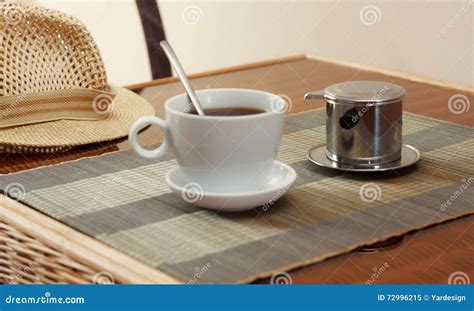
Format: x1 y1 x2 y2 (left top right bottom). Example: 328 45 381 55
1 109 473 283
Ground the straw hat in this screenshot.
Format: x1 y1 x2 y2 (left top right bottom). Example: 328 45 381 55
0 3 155 153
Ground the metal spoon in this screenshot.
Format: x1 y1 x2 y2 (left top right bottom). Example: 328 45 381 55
160 41 205 116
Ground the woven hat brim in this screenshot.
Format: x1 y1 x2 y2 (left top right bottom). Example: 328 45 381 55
0 85 155 152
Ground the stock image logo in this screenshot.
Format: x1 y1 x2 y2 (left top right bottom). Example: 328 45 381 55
92 271 115 284
448 271 470 285
448 94 470 115
439 0 473 35
270 271 292 285
181 182 204 203
182 5 204 25
92 94 114 115
4 182 27 201
188 262 212 284
440 177 473 211
271 94 292 115
359 5 381 26
359 183 382 203
365 262 390 285
262 174 297 211
4 4 25 26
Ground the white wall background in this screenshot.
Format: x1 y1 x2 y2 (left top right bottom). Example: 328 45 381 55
33 0 473 87
33 0 151 85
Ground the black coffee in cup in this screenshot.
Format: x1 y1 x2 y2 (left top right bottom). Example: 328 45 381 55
189 107 265 116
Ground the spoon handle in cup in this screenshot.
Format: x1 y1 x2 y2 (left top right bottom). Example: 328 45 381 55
160 41 205 116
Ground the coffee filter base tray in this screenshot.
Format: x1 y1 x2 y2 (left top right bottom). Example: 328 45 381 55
307 144 421 173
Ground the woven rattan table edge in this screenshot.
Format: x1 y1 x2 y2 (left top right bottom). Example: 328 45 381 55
0 196 181 284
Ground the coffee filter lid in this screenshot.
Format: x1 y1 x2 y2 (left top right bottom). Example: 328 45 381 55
324 81 406 104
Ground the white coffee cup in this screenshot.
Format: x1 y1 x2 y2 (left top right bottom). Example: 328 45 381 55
129 88 285 187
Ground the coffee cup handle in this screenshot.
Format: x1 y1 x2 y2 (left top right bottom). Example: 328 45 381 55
129 116 170 160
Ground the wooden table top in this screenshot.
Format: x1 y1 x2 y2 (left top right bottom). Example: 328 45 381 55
1 55 472 283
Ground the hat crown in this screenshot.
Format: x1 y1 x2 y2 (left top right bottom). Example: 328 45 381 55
0 3 109 97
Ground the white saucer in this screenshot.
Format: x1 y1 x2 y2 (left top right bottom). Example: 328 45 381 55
165 161 297 212
307 144 421 173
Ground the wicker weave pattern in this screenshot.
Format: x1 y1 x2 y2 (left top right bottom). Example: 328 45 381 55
0 3 109 96
0 220 106 284
0 3 155 153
